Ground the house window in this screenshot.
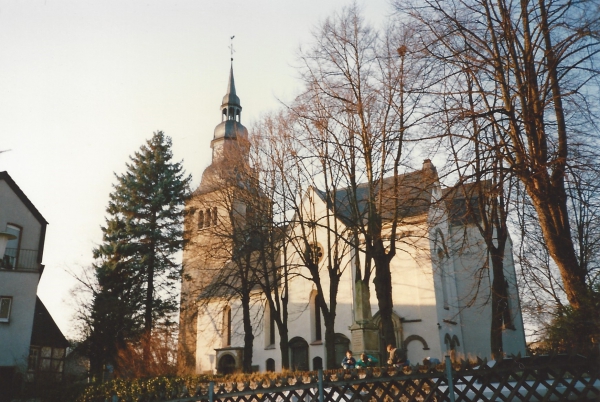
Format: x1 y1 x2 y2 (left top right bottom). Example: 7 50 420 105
0 297 12 322
3 224 21 269
266 358 275 372
28 347 40 371
212 207 218 226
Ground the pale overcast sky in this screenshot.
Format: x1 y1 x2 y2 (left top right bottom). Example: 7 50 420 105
0 0 392 338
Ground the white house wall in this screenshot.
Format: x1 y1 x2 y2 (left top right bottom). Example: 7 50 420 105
0 270 38 367
0 179 43 368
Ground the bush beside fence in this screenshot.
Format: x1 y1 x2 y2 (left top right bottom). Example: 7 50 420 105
77 354 600 402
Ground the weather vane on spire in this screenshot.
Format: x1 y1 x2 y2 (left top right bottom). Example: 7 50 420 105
229 35 235 62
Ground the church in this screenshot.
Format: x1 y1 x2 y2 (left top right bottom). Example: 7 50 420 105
177 66 527 375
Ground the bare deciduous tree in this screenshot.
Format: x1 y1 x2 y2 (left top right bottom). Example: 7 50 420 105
294 4 433 350
399 0 600 312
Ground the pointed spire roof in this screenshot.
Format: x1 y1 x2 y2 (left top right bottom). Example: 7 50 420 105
221 64 241 108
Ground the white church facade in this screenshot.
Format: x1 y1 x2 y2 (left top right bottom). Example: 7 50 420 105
177 67 527 375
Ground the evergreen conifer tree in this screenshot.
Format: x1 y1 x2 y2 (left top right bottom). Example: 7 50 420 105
88 131 190 375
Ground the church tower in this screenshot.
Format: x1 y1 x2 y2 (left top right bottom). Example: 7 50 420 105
177 65 250 374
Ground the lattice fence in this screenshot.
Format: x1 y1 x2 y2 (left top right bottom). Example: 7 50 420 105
86 355 600 402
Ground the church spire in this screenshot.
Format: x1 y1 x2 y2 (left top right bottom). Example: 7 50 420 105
198 63 249 193
221 64 241 110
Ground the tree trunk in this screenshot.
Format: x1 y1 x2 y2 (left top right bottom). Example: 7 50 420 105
241 292 254 373
144 236 156 363
373 254 396 348
489 250 507 359
279 329 290 370
323 316 337 369
529 188 588 309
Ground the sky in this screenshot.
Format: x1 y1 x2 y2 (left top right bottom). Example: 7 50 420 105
0 0 393 338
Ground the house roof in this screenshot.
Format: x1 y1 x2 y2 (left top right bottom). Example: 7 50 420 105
30 297 69 349
442 180 488 226
0 171 48 226
315 164 438 227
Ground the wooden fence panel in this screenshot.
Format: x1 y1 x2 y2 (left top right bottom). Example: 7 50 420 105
91 355 599 402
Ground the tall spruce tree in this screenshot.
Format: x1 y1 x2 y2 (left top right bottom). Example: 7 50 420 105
89 131 190 374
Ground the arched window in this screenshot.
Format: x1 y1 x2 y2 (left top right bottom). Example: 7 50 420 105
502 279 514 329
444 333 460 361
289 337 309 371
218 354 236 375
212 207 218 226
266 358 275 372
312 356 323 370
198 210 204 229
223 305 231 347
265 303 276 347
334 334 350 366
310 291 322 342
435 230 450 310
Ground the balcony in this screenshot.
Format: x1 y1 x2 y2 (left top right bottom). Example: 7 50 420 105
0 248 41 272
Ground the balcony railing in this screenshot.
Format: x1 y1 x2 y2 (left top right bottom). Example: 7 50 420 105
0 248 41 272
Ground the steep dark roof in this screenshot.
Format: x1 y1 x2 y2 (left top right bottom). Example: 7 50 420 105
198 261 242 300
198 256 279 300
442 180 489 226
315 166 438 226
0 171 48 225
30 297 69 349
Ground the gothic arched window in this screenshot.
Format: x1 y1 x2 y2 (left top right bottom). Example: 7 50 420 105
198 210 204 229
212 207 218 226
310 291 322 342
223 305 231 347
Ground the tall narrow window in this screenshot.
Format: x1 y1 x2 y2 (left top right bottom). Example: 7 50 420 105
205 209 211 227
212 207 218 226
4 224 21 269
265 303 276 347
502 279 514 329
310 291 322 342
439 248 449 310
269 308 276 346
0 297 12 322
223 306 231 347
198 210 204 229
